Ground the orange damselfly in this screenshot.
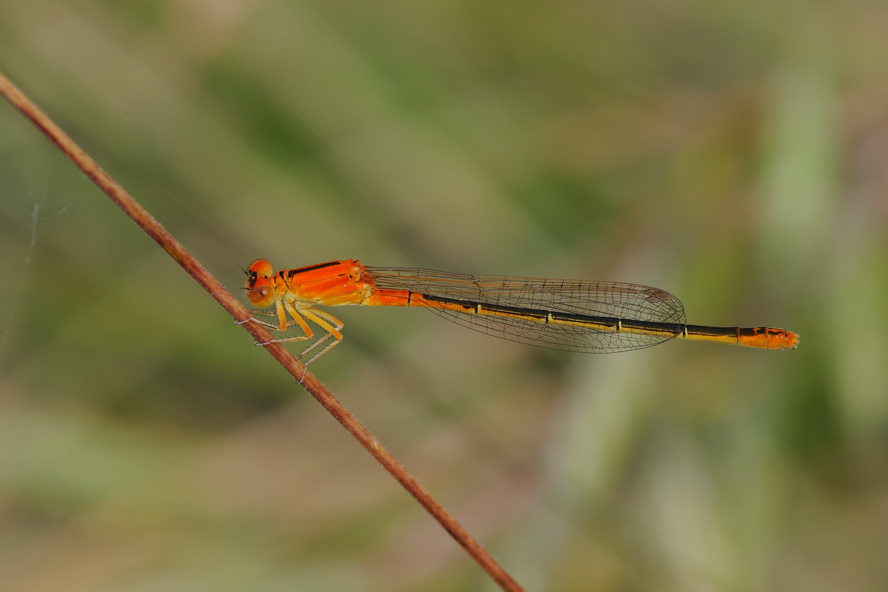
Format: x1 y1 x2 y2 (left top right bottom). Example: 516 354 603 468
242 259 799 368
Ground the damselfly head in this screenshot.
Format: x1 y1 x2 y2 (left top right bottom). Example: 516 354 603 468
246 259 276 307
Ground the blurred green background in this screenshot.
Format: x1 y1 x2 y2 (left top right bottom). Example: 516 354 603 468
1 1 887 591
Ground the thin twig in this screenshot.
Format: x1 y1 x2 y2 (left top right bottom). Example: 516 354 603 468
0 70 524 592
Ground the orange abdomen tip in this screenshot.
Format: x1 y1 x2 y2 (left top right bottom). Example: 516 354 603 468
764 328 800 350
781 330 800 350
736 327 800 350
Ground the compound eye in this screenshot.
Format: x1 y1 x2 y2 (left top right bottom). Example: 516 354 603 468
248 283 275 308
248 259 273 278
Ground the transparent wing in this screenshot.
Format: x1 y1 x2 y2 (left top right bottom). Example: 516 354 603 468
367 267 686 354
